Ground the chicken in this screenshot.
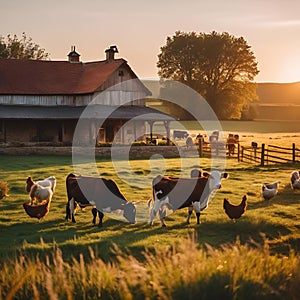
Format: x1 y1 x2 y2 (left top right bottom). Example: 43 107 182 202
262 183 278 201
223 195 247 221
23 200 51 221
263 181 279 190
291 171 300 189
292 180 300 190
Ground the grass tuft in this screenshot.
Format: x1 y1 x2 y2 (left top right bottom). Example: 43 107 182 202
1 237 300 299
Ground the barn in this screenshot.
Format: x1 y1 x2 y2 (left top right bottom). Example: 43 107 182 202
0 46 173 145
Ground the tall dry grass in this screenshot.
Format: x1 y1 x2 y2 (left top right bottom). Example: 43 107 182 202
1 237 300 300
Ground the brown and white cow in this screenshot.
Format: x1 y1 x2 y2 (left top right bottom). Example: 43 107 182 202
65 173 136 226
149 170 228 227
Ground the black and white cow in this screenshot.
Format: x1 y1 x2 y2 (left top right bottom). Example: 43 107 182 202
65 173 136 226
149 170 228 227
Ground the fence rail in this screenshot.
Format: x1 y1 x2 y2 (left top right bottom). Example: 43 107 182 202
239 143 300 166
197 140 227 157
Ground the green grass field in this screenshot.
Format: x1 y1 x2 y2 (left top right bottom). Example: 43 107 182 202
1 124 300 298
1 154 299 260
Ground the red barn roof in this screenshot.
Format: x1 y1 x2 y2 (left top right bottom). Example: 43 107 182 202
0 58 149 95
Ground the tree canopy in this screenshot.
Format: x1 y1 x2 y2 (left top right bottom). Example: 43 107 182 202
157 31 259 119
0 32 50 60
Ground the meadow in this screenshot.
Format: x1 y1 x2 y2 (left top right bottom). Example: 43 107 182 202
1 120 300 299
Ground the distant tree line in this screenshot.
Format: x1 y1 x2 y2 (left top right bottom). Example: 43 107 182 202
157 31 259 120
0 32 50 60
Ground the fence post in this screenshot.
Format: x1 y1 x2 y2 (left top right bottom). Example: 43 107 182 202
261 144 265 166
237 143 240 162
198 138 203 157
292 143 296 163
241 146 244 162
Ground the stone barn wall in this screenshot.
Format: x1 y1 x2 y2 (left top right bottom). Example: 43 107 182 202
0 145 183 159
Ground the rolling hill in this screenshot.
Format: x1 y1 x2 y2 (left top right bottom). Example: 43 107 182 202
144 79 300 120
255 82 300 120
257 81 300 104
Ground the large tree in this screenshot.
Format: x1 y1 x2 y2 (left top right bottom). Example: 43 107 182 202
157 31 259 119
0 32 50 60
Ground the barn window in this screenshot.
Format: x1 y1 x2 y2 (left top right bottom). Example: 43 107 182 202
118 70 124 77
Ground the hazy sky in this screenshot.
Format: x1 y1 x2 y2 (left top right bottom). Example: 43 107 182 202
1 0 300 83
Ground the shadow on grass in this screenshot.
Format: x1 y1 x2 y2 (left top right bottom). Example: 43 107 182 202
1 213 295 264
0 154 73 172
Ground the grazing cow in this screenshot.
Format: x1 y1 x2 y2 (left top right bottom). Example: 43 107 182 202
65 173 136 226
173 130 189 140
291 171 300 189
149 170 228 226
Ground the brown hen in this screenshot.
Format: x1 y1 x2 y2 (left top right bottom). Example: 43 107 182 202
23 200 50 220
223 195 247 221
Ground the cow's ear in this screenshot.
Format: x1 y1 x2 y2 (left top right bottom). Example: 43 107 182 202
222 172 229 179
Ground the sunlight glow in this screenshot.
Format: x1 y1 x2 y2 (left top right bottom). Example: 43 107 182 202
280 57 300 83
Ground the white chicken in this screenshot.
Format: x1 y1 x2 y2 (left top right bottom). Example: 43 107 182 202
263 181 279 190
262 181 279 201
291 171 300 189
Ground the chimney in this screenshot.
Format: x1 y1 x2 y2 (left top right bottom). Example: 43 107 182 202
68 46 80 63
105 45 118 60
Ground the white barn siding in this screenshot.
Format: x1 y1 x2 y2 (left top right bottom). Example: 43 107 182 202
0 95 95 106
0 92 145 107
92 91 146 106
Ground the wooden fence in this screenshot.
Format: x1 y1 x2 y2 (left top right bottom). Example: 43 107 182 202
196 139 228 157
238 143 300 166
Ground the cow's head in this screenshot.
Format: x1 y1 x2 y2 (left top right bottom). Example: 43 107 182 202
208 171 228 190
123 202 136 224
